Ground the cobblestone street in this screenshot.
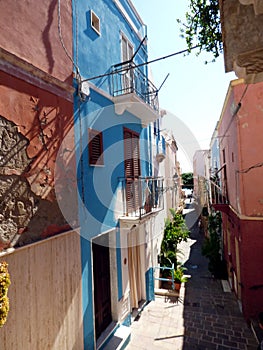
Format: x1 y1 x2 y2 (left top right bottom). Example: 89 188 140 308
126 202 258 350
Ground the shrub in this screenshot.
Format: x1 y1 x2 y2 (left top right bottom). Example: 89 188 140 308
160 209 190 273
0 262 11 328
202 212 227 278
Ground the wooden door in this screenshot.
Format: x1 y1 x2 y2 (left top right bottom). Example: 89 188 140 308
93 242 112 339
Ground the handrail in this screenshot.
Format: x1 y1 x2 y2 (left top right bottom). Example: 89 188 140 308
118 176 164 218
154 264 175 290
210 180 228 204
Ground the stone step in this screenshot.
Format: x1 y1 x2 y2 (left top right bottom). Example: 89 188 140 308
155 287 180 297
102 325 131 350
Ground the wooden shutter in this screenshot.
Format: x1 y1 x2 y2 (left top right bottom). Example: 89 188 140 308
124 128 140 214
89 129 103 165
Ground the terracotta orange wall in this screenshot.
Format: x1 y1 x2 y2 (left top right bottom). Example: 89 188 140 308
0 0 72 82
0 71 75 247
240 219 263 319
222 212 263 320
234 82 263 216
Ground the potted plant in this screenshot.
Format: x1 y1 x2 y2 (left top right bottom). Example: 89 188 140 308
173 265 188 291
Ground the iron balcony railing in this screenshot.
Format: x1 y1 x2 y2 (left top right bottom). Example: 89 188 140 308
111 62 159 113
210 164 228 205
119 176 164 218
210 180 228 205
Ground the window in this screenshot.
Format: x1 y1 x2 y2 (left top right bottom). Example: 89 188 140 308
89 129 103 166
222 149 226 164
90 10 101 35
121 34 133 62
154 119 160 136
123 128 140 213
121 34 134 93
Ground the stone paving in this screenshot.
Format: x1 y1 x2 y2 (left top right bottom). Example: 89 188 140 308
126 202 259 350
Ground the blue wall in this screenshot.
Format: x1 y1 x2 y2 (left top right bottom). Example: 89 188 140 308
210 137 220 174
75 93 144 239
73 0 147 94
72 1 151 347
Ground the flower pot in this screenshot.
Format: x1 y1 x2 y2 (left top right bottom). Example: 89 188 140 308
174 282 181 291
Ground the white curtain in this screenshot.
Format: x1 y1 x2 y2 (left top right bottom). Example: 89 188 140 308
128 228 144 309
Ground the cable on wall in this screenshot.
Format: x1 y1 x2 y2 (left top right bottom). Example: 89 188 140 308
58 0 80 76
219 84 250 146
237 161 263 174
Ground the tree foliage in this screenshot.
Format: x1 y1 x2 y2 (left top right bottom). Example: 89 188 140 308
177 0 222 60
182 172 193 188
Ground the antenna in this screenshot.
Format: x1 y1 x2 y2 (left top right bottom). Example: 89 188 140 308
157 73 170 93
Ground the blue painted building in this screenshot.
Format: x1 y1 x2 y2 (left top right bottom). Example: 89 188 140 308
72 1 166 348
210 121 220 177
209 121 221 199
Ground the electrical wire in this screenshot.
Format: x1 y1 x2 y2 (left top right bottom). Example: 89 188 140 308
82 45 200 83
58 0 79 74
219 84 249 146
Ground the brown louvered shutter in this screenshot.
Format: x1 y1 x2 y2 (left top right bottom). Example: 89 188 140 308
89 129 103 165
124 128 140 214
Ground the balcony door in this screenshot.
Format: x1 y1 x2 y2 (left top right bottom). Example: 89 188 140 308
124 128 141 215
121 34 134 93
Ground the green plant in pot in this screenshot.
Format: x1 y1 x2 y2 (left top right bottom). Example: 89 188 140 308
173 265 188 291
159 209 190 270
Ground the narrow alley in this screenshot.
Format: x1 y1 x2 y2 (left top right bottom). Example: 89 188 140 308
126 201 258 350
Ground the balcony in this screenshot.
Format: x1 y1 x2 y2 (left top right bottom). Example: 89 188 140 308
210 180 229 214
220 0 263 83
111 62 159 126
119 176 164 220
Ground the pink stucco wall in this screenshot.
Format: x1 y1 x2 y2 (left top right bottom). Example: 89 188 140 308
0 0 72 82
219 79 263 320
0 0 75 249
218 80 263 216
234 82 263 216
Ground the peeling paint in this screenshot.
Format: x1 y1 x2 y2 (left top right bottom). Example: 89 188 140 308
0 72 75 250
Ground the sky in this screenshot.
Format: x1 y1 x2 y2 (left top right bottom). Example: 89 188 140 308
132 0 236 172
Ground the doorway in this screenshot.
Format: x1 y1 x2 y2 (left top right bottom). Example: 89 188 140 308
92 242 112 339
127 227 146 310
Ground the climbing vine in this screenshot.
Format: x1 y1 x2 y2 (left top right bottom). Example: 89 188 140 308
0 262 11 327
202 212 227 278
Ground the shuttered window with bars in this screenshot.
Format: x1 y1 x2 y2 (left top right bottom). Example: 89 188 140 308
89 128 104 166
123 128 141 214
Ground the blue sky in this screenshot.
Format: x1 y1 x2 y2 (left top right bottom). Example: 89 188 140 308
132 0 236 171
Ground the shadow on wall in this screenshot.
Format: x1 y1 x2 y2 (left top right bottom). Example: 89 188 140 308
0 73 75 250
